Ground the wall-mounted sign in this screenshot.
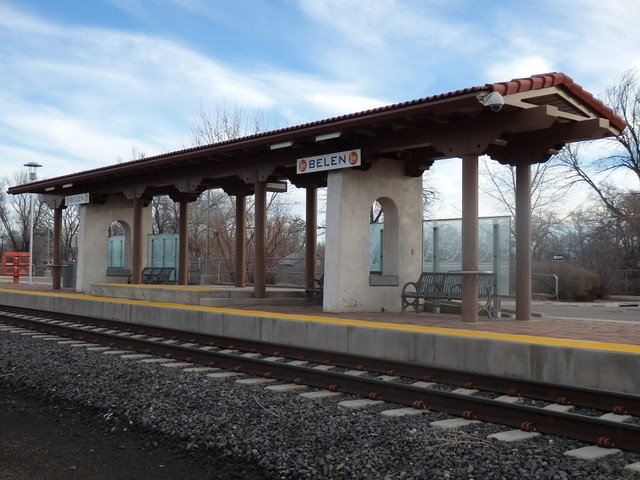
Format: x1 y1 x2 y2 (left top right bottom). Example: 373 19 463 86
65 192 90 206
266 181 288 193
297 149 361 174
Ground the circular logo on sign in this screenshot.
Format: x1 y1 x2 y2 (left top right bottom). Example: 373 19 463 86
348 151 359 165
299 159 307 172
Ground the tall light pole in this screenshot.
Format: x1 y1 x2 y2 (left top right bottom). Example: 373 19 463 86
24 162 42 285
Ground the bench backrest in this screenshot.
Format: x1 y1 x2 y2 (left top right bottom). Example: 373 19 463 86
140 267 174 283
156 268 174 282
441 273 463 292
416 272 445 293
477 273 494 297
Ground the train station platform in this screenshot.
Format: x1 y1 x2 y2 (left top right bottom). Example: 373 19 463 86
1 280 639 394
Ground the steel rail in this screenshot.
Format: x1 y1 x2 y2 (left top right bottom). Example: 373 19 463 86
2 311 640 452
1 305 639 417
6 305 640 417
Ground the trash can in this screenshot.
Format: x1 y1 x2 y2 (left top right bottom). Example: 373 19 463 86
62 262 77 288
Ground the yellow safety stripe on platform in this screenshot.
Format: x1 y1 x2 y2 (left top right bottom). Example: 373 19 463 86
2 287 639 355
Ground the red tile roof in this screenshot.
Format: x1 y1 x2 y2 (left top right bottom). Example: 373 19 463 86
489 72 627 131
9 72 627 195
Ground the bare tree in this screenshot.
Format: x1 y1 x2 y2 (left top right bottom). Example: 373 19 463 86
61 206 79 262
116 146 146 163
0 172 48 256
183 103 311 283
422 171 440 218
152 195 180 234
557 69 640 216
553 69 640 275
0 175 27 252
603 69 640 182
188 101 268 146
480 157 572 261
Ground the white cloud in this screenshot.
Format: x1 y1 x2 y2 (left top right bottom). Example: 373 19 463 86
486 56 555 84
0 3 393 181
480 0 640 94
2 0 638 214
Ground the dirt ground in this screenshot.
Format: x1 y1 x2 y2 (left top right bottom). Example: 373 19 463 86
0 384 223 480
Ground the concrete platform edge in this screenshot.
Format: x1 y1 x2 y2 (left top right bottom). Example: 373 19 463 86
0 290 638 394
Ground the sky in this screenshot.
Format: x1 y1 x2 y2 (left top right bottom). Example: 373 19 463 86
1 0 639 218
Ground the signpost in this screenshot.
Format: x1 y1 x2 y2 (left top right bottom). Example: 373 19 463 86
552 253 563 301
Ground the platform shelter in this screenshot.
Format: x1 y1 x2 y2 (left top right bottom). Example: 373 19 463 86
8 73 626 321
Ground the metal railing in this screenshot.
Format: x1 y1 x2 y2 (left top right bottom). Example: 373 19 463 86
531 273 559 301
189 256 317 287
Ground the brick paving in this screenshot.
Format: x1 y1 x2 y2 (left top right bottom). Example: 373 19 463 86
2 280 639 347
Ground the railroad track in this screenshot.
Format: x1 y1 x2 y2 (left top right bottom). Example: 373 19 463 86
1 305 639 454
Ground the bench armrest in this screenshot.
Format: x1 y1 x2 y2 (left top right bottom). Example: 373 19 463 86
401 281 419 295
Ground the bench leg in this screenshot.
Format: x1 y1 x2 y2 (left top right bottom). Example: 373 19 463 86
432 300 440 314
401 297 420 313
479 298 493 319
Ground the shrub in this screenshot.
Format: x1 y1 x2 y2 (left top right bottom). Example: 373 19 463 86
557 263 602 301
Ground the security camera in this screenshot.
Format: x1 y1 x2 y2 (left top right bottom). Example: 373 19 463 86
479 92 504 112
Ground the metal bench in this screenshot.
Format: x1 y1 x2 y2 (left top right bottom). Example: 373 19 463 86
129 267 175 285
305 275 324 304
448 272 495 318
401 271 494 317
401 272 446 312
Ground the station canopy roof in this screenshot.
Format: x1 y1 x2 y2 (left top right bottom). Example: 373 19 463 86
9 72 626 202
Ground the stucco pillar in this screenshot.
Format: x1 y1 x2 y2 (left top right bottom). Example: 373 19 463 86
305 187 317 285
324 159 422 312
515 162 532 321
76 195 151 292
131 197 143 284
461 154 479 323
235 194 246 287
178 200 189 285
254 181 266 298
52 206 63 290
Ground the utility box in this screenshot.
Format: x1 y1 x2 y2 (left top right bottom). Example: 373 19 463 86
1 252 30 280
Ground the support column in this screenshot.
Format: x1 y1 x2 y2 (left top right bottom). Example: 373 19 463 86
305 187 317 285
52 206 63 290
178 199 189 285
515 162 532 320
254 181 266 298
461 154 479 323
131 197 143 284
235 195 246 287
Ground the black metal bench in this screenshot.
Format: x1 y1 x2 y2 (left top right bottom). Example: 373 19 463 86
305 275 324 304
145 267 175 284
401 272 446 312
401 271 494 317
448 272 495 318
129 267 175 285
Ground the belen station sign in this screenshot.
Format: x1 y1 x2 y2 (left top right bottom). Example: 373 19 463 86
297 149 361 174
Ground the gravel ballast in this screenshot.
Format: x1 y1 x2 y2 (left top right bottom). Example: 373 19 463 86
1 328 639 479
